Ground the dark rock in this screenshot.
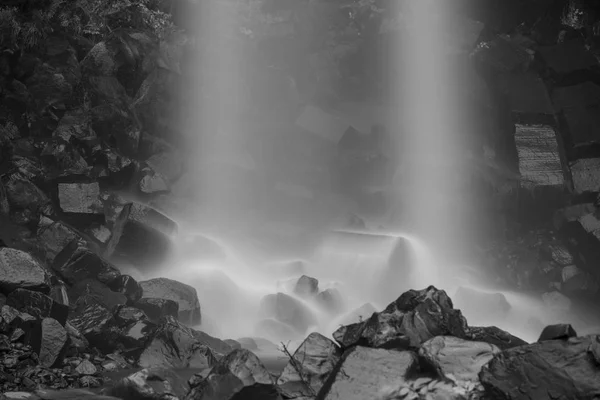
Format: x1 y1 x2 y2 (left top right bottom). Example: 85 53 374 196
538 39 598 75
68 279 127 312
38 318 68 368
107 275 143 305
318 346 418 400
137 316 219 369
419 336 499 383
64 322 89 354
49 277 69 307
6 289 68 326
67 302 114 341
139 278 201 326
103 367 188 400
52 241 121 286
57 183 102 214
538 324 578 342
3 173 50 213
316 288 344 315
12 389 120 400
277 332 341 398
480 335 600 400
133 298 179 323
453 286 511 322
0 248 51 295
467 326 528 350
185 349 281 400
259 293 317 335
293 275 319 298
36 217 83 264
113 305 148 326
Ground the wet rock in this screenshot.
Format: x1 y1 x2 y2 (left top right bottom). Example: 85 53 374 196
104 367 188 400
57 183 102 214
134 298 179 323
3 174 50 212
36 217 83 264
259 293 317 335
466 326 528 350
332 286 468 350
6 289 68 326
38 318 68 368
277 332 341 398
453 286 511 322
0 305 36 335
68 279 127 311
139 278 201 326
480 335 600 400
114 305 148 326
420 336 499 383
318 346 418 400
0 248 50 295
67 302 114 341
64 322 89 354
137 316 219 369
52 241 121 286
538 324 578 342
293 275 319 298
185 349 281 400
75 359 97 375
107 275 143 305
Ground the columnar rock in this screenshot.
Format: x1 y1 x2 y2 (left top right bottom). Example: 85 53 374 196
139 278 201 326
0 248 50 295
277 332 342 398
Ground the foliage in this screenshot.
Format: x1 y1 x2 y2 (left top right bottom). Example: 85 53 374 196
0 0 175 49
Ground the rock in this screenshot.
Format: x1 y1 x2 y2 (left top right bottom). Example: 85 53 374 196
0 248 50 295
104 367 187 400
259 293 317 335
139 278 201 326
137 316 221 369
419 336 500 383
452 286 511 322
466 326 528 350
332 286 468 349
33 389 118 399
138 168 169 194
133 298 179 323
538 324 578 342
38 318 68 368
75 359 97 376
107 275 143 305
36 217 82 263
318 346 418 400
185 349 281 400
479 335 600 399
64 322 89 353
236 337 258 351
542 291 572 311
293 275 319 298
0 305 37 336
315 288 344 315
277 332 342 398
224 339 242 350
3 173 50 212
57 183 102 214
68 279 127 311
541 243 575 266
52 241 121 286
6 289 68 326
67 302 114 342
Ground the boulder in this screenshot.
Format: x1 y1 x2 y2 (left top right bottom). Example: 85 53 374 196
316 288 344 315
106 275 143 305
103 367 188 400
466 326 528 350
75 359 97 375
419 336 500 384
452 287 511 322
52 241 121 286
185 349 281 400
332 286 468 349
0 248 50 295
57 183 102 214
67 302 114 341
68 279 127 311
138 168 170 194
36 217 83 263
318 346 418 400
137 316 222 369
139 278 201 326
133 298 179 323
479 335 600 399
6 289 68 326
3 173 50 212
38 318 68 368
277 332 342 398
259 293 317 335
293 275 319 298
538 324 578 342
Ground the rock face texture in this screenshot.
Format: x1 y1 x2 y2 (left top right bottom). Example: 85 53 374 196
139 278 202 326
0 248 50 295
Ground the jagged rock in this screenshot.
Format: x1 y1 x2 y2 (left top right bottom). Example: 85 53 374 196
185 349 281 400
138 168 169 194
139 278 201 326
57 183 102 214
134 298 179 323
259 293 317 335
38 318 68 368
6 289 68 326
36 217 83 263
104 367 188 400
52 241 121 286
113 305 148 326
332 286 468 350
480 335 600 399
107 275 143 305
0 305 36 335
52 109 94 142
67 302 114 341
293 276 319 298
452 286 511 322
68 279 127 311
3 174 50 212
75 360 97 375
318 346 418 400
420 336 499 384
64 322 89 354
137 316 220 369
40 140 90 177
466 326 528 350
316 288 344 315
0 248 50 295
538 324 578 342
277 332 341 398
